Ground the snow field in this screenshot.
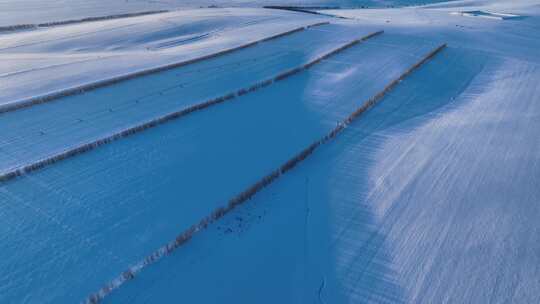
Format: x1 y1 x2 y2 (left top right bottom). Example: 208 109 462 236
104 44 487 304
0 31 440 303
0 8 329 106
86 40 444 303
0 23 377 179
2 2 538 303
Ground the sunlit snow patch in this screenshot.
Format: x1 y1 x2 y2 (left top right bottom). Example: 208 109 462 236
451 10 521 20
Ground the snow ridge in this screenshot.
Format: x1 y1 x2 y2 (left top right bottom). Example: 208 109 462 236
82 41 446 304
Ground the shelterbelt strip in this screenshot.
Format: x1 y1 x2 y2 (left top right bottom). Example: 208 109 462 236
0 22 329 114
0 10 169 33
83 42 447 304
0 30 383 183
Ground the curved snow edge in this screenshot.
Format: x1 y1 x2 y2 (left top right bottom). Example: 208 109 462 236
0 21 329 114
83 41 446 304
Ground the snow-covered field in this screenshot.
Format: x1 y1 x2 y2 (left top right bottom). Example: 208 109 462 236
0 0 453 27
0 0 539 303
0 8 328 107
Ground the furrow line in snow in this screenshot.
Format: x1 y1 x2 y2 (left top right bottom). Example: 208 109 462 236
82 41 446 304
0 21 330 114
0 29 382 184
0 10 169 33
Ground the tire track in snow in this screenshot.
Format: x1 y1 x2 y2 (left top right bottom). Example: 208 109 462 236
0 21 329 114
0 29 382 183
83 42 446 304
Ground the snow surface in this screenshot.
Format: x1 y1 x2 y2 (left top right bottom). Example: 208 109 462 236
0 0 454 27
0 23 447 303
0 22 367 175
106 2 540 302
107 47 540 304
0 0 539 303
0 8 328 106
